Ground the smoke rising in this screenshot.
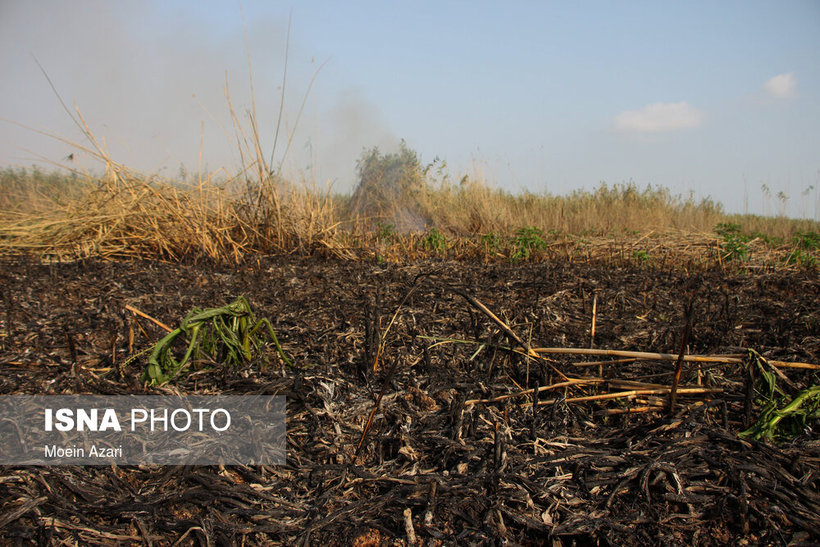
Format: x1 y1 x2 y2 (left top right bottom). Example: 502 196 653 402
316 89 400 192
0 2 396 190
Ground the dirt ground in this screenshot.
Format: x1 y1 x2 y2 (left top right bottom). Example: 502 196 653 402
0 255 818 545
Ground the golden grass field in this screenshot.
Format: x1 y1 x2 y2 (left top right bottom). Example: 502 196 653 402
1 158 817 271
2 78 816 268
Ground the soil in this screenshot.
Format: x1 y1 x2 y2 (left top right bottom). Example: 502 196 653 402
0 255 818 545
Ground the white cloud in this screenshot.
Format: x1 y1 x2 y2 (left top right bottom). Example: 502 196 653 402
763 73 797 99
613 101 704 134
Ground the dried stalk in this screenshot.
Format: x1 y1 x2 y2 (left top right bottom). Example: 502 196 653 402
465 378 604 406
532 347 819 370
450 288 538 358
535 386 723 407
669 299 694 414
124 304 173 333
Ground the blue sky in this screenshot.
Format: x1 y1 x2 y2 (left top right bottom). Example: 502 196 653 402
1 1 818 218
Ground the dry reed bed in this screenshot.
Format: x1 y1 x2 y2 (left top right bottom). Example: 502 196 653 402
1 166 818 268
0 167 339 261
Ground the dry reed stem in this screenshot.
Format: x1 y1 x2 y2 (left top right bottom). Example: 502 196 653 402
590 292 598 349
465 378 605 406
466 375 726 407
124 305 173 333
532 347 820 370
595 406 662 416
451 288 539 359
573 358 637 367
535 386 724 407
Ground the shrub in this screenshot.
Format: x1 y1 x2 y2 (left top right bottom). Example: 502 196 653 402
349 141 429 231
792 231 819 251
481 232 502 254
715 223 750 261
510 226 547 261
423 227 447 253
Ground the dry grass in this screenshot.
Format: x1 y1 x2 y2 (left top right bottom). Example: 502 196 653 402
1 77 816 267
0 167 92 218
0 66 342 262
4 49 815 267
418 178 726 236
0 164 341 261
1 161 817 271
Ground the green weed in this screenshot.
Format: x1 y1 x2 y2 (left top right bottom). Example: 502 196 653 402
715 223 750 261
792 231 819 251
376 222 397 243
740 351 820 443
423 227 447 253
141 296 292 385
510 226 547 261
632 250 651 264
714 222 742 238
481 232 502 254
749 231 783 247
784 249 817 269
783 231 819 268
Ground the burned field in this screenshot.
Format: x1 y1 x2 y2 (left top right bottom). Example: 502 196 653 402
0 255 818 545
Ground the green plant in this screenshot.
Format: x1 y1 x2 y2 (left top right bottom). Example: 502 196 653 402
748 231 783 248
376 222 397 243
740 352 820 443
632 250 651 264
715 223 750 261
481 232 502 254
141 296 292 385
792 231 819 251
423 227 447 253
510 226 547 261
723 237 750 261
784 249 817 269
783 231 819 268
714 222 742 238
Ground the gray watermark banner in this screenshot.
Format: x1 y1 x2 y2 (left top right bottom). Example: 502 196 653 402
0 395 285 465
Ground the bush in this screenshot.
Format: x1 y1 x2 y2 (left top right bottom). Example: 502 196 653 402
423 228 447 253
510 226 547 261
715 223 750 261
349 141 429 231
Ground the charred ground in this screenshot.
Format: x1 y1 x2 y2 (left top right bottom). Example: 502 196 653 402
0 255 818 545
